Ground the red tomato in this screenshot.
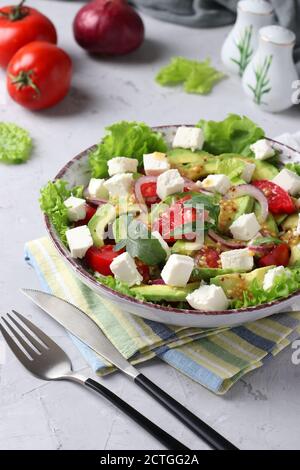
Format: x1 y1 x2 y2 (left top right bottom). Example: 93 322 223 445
75 204 97 227
253 180 296 215
0 2 57 68
141 182 160 205
196 247 220 268
135 259 150 283
155 196 197 242
7 41 72 110
84 245 124 276
259 243 290 267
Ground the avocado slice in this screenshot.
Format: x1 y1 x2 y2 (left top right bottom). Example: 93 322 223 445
171 240 203 255
131 282 200 302
218 196 254 233
289 245 300 266
210 266 273 299
191 267 246 281
254 202 278 237
274 214 288 226
167 148 216 180
88 203 116 247
282 213 299 231
252 160 279 180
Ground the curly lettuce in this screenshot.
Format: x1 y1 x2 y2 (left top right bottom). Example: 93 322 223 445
197 114 265 156
0 122 32 164
231 268 300 309
89 121 167 178
39 180 84 245
95 274 146 301
156 57 225 95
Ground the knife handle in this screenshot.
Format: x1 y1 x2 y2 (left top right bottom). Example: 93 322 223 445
84 378 188 450
134 373 238 451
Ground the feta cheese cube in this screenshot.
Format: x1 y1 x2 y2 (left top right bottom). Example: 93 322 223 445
143 152 170 176
201 174 231 195
110 252 143 287
87 178 109 199
172 126 204 152
107 157 138 176
66 225 93 259
156 169 184 200
230 213 260 241
186 285 229 311
273 169 300 196
161 254 194 287
263 266 288 291
242 162 256 183
104 173 134 197
220 248 254 271
152 231 171 258
64 196 86 222
250 139 275 160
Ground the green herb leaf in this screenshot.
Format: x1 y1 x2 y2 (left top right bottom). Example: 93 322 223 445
183 194 220 225
39 179 84 245
0 122 32 164
89 121 167 178
156 57 225 95
196 114 265 156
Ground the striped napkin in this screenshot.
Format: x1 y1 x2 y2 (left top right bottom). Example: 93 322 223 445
24 237 300 395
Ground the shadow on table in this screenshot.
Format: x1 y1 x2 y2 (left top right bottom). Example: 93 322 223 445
38 86 97 118
87 38 170 66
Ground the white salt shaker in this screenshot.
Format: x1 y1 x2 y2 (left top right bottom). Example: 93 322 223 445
221 0 274 76
242 25 298 112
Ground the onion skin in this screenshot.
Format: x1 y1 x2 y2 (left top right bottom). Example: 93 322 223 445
73 0 144 55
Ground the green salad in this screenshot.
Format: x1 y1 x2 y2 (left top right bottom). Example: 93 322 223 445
40 115 300 312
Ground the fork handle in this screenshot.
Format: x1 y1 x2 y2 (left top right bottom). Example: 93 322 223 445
134 374 238 451
84 378 188 450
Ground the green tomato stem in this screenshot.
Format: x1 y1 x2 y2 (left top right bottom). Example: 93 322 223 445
9 70 40 96
0 0 28 21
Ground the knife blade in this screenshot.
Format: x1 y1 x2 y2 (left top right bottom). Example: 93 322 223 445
21 288 238 450
21 288 139 379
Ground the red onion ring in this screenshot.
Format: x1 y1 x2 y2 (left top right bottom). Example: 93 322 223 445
134 175 157 213
224 184 268 222
208 229 246 249
85 197 108 206
151 279 165 285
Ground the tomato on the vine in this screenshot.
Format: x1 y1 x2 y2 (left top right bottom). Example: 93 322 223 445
7 41 72 110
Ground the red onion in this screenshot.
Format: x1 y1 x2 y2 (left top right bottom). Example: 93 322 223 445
73 0 144 56
208 229 246 249
85 197 107 206
134 175 157 213
151 279 165 285
225 184 268 222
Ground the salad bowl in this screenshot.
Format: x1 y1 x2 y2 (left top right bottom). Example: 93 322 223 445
45 125 300 328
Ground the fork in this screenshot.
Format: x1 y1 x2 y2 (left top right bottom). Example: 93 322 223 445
0 310 188 450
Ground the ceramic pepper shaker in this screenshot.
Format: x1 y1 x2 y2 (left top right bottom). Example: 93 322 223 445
242 25 298 112
221 0 274 76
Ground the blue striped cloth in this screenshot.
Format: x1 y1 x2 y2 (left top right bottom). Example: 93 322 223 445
25 237 300 394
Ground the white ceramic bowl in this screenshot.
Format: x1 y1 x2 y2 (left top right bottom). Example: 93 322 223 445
45 126 300 327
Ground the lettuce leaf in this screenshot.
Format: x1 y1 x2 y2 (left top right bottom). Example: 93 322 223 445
0 122 32 164
39 180 84 245
95 274 146 301
231 268 300 309
197 114 265 156
285 162 300 176
89 121 167 178
156 57 225 95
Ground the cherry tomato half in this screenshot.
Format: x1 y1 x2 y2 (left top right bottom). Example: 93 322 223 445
0 1 57 68
75 204 97 227
155 196 197 242
259 243 290 267
253 180 296 215
195 247 220 268
84 245 124 276
7 41 72 110
140 181 160 205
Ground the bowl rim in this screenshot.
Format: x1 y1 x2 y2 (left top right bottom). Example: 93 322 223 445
45 125 300 317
